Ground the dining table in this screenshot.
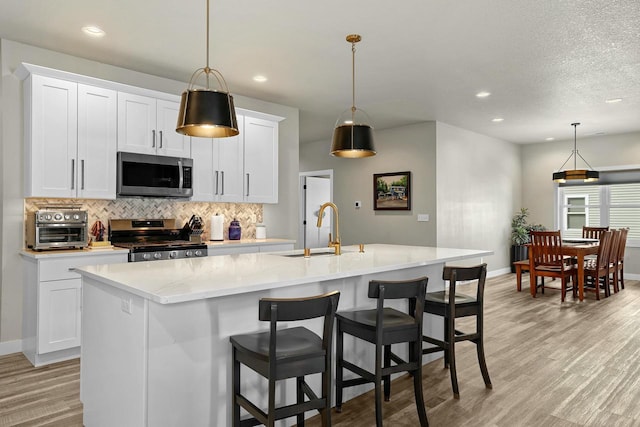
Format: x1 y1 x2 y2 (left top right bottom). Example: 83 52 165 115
528 241 600 302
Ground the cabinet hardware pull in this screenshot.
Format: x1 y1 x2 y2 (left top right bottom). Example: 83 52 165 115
221 171 225 195
152 130 156 148
246 173 250 196
178 159 184 189
81 160 85 190
214 171 219 195
159 131 163 148
71 159 75 190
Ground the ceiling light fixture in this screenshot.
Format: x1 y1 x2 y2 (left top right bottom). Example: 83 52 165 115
552 122 599 183
605 98 623 104
82 26 105 37
491 117 504 122
253 75 268 83
476 91 491 98
330 34 376 158
176 0 238 138
545 137 555 141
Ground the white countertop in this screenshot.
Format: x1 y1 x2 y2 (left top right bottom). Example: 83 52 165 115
207 238 295 248
75 244 492 304
20 247 130 259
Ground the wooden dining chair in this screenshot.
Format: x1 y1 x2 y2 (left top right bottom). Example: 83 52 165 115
583 230 613 300
582 226 609 240
613 228 629 290
605 229 621 296
529 231 577 302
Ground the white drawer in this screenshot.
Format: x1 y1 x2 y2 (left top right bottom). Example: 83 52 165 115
39 253 128 281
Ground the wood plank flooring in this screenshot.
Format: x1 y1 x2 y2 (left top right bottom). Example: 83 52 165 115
1 274 638 426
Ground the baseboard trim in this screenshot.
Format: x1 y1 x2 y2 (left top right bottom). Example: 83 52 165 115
488 267 511 278
0 339 23 356
626 273 640 281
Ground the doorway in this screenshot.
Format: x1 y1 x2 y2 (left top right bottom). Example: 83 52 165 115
298 170 333 249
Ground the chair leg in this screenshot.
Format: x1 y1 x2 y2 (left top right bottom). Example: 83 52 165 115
475 323 492 390
620 265 625 289
321 370 331 427
383 345 391 401
268 376 276 427
374 341 384 427
410 341 429 427
297 376 305 427
446 316 459 399
232 347 241 427
335 322 344 412
443 320 449 368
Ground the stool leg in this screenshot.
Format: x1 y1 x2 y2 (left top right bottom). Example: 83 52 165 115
297 376 305 426
475 314 492 390
374 340 383 427
268 376 276 427
335 321 344 412
232 347 241 427
321 369 331 427
383 344 391 401
443 319 449 368
446 316 460 399
410 340 429 427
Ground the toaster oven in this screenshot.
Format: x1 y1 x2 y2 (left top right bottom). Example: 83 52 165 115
26 209 88 250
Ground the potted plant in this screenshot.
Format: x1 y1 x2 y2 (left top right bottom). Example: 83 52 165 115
510 208 546 272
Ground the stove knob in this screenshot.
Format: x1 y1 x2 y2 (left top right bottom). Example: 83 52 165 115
153 252 162 260
64 214 71 220
73 214 80 220
54 213 63 221
195 250 204 257
142 253 152 261
185 250 193 257
44 214 52 221
169 251 177 259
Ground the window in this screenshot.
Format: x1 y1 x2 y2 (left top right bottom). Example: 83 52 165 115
557 183 640 246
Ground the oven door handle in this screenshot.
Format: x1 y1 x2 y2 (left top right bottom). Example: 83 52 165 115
178 159 184 189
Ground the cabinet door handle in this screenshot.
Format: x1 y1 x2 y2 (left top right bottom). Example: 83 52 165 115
71 159 75 190
81 159 85 190
159 131 163 148
152 130 156 148
214 171 219 195
178 159 184 189
221 171 225 195
246 173 250 197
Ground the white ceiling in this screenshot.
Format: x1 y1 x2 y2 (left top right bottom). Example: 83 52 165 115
1 0 639 145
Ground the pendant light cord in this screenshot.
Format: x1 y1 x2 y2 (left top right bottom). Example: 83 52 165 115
351 39 356 120
205 0 210 89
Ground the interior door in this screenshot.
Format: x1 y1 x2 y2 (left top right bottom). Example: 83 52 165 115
304 176 331 248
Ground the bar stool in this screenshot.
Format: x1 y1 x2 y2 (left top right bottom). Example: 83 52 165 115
422 264 491 399
335 277 429 427
229 291 340 427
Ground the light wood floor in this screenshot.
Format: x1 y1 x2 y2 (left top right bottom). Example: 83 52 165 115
1 274 638 426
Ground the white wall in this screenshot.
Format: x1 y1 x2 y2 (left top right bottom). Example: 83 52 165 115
521 131 640 275
0 38 299 346
436 122 521 272
300 122 437 246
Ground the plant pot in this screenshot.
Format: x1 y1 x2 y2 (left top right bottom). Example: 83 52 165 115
510 245 529 273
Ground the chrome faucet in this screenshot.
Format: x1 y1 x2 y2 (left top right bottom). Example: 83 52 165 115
317 202 341 255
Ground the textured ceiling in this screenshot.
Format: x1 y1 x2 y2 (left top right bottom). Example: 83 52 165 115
1 0 639 145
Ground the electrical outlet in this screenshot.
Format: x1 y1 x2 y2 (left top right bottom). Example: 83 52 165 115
417 214 430 222
121 298 133 314
355 201 361 209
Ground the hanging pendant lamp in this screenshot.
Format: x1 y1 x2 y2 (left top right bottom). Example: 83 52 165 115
552 123 599 183
176 0 238 138
330 34 376 158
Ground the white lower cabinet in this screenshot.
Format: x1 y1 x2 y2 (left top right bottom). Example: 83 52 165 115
22 252 128 367
207 242 294 257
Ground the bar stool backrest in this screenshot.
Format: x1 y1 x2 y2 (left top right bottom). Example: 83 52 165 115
368 277 428 329
442 264 488 304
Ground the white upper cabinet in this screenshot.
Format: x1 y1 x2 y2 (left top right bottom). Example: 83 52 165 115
243 116 279 203
191 116 244 202
191 112 281 204
117 92 190 158
24 74 116 199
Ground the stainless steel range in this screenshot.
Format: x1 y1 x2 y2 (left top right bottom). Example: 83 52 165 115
110 218 208 262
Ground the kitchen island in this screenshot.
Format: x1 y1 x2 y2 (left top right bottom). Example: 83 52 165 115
75 244 491 426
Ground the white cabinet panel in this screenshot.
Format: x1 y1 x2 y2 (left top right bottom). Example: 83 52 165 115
243 116 278 203
38 278 82 354
118 93 190 158
259 244 294 253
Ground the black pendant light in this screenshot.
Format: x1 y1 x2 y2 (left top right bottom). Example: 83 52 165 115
331 34 376 158
176 0 238 138
552 123 599 183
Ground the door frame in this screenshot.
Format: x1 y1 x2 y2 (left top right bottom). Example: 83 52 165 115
298 170 334 249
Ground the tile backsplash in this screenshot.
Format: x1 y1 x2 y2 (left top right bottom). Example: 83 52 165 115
25 198 263 240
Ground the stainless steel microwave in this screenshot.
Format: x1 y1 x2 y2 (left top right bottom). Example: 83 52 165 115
117 152 193 198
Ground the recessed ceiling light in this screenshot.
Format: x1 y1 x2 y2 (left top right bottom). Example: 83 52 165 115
476 91 491 98
605 98 622 103
82 26 105 37
545 137 555 141
252 75 268 83
491 117 504 122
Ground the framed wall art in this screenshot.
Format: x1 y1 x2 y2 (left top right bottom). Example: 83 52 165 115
373 171 411 211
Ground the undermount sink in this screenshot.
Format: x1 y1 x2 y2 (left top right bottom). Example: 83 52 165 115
278 248 353 258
